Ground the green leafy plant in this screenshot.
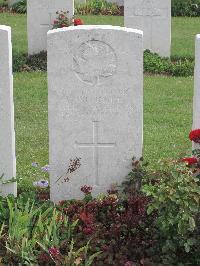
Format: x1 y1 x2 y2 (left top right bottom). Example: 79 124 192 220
172 0 200 16
0 195 101 265
4 198 41 263
11 0 27 14
75 0 121 16
144 50 194 76
120 157 149 196
143 160 200 263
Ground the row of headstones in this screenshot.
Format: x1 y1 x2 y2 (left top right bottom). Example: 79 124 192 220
27 0 171 57
1 23 200 202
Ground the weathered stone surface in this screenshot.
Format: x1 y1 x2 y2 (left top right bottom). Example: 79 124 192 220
48 25 143 202
124 0 171 57
192 35 200 149
27 0 74 55
0 26 16 196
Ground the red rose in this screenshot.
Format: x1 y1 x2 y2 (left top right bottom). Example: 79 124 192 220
189 129 200 143
181 157 198 165
74 18 84 26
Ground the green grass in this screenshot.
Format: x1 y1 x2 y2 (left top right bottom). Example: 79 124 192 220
14 72 193 189
172 17 200 58
0 13 200 57
144 75 193 162
14 72 48 189
0 13 27 54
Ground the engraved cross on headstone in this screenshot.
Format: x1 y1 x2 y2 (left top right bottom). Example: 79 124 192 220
75 121 116 186
40 13 54 29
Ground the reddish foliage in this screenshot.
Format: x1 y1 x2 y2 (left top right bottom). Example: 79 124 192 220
79 211 94 225
83 227 94 235
58 193 157 265
38 252 51 263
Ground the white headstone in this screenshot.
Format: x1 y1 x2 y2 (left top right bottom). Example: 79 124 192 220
124 0 171 57
48 25 143 202
27 0 74 55
0 26 16 197
192 35 200 149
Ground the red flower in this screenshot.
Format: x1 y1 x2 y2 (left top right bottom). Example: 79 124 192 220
83 226 94 235
181 157 198 165
189 129 200 143
49 247 60 258
74 18 84 26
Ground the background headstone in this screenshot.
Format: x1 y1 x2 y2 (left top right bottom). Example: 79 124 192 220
48 25 143 202
124 0 171 57
192 34 200 149
27 0 74 55
0 26 16 197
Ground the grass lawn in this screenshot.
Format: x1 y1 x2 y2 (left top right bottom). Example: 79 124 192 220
14 72 193 189
0 12 200 57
